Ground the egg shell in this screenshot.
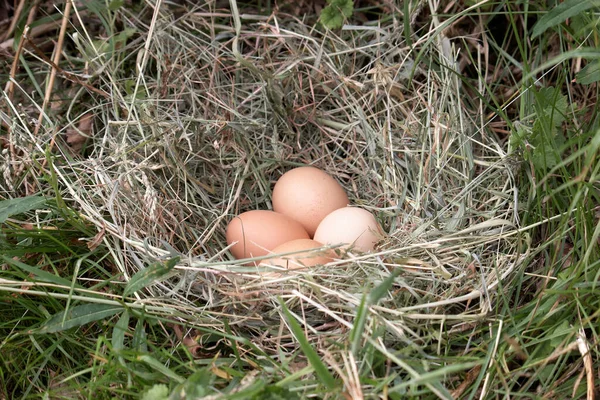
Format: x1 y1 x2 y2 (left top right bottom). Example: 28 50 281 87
272 166 349 237
260 239 333 270
226 210 310 263
313 207 383 253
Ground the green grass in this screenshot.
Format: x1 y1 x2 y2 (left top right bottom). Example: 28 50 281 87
1 0 599 398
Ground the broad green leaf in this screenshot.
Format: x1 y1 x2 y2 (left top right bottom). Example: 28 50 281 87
169 369 215 400
1 255 74 287
532 0 600 38
112 310 130 351
108 0 124 11
320 0 354 29
524 86 569 171
536 87 568 127
142 384 169 400
123 256 179 297
549 320 571 347
508 124 528 153
576 60 600 84
531 142 561 170
0 195 46 223
329 0 354 17
279 300 337 390
320 8 344 30
37 304 123 333
114 27 136 44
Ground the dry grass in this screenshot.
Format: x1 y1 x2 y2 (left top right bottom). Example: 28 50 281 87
2 0 522 354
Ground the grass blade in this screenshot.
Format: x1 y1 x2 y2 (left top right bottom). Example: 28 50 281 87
0 195 46 223
349 291 368 356
36 304 123 334
138 355 184 383
279 299 337 390
350 268 402 355
1 255 75 287
123 256 179 297
532 0 600 38
112 310 130 351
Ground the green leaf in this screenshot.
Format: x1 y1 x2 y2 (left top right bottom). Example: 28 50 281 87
132 318 148 352
169 369 215 400
113 28 136 46
142 384 169 400
123 256 179 297
531 142 561 170
112 310 130 351
320 7 345 30
250 386 301 400
367 268 401 304
549 320 571 347
138 355 185 383
331 0 354 18
531 0 600 39
350 292 369 356
0 195 46 224
124 79 147 100
320 0 354 29
279 300 337 390
350 269 401 355
536 87 568 128
227 379 269 400
108 0 124 11
576 60 600 84
1 255 74 287
37 304 123 334
584 128 600 167
509 124 528 154
523 86 569 171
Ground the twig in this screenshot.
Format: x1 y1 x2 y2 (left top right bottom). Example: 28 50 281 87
0 21 57 52
4 25 28 165
576 328 595 400
20 36 111 99
25 0 40 27
0 0 25 42
32 0 72 142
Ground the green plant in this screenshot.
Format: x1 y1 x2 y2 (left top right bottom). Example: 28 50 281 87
320 0 354 29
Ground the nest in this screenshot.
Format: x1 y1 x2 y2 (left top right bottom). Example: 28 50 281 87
2 3 525 357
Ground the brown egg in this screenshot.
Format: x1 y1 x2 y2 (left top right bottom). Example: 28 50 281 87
313 207 383 253
260 239 333 271
272 166 349 237
226 210 310 263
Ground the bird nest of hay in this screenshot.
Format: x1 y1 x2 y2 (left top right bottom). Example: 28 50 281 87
3 6 525 356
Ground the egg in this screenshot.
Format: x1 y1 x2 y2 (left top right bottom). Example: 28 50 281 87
260 239 333 271
313 207 383 253
272 166 349 237
226 210 310 263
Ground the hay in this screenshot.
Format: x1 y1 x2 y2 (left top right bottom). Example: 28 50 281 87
2 2 524 356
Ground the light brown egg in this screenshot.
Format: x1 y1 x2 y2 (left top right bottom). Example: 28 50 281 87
313 207 383 253
226 210 310 264
272 166 349 237
260 239 333 271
